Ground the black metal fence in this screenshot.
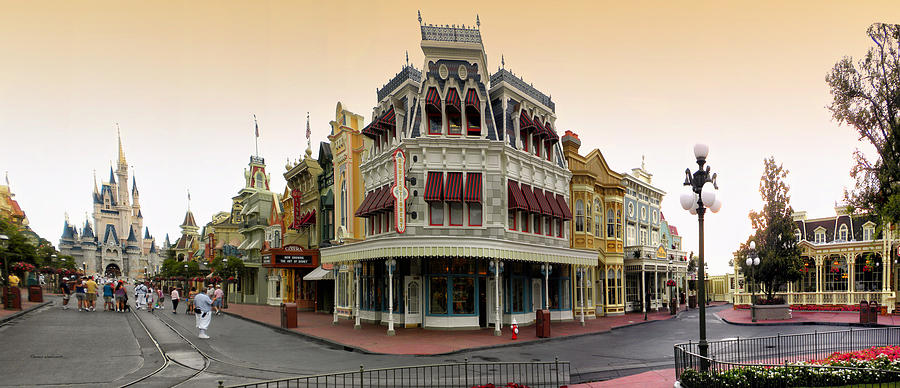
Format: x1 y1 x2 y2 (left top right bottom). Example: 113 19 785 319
219 358 570 388
675 327 900 388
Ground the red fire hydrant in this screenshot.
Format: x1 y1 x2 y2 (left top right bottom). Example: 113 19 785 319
511 318 518 340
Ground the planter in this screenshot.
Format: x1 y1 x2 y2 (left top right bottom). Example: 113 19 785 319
752 304 791 320
688 295 697 308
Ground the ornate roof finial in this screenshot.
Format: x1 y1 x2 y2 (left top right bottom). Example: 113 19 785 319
417 10 422 25
476 14 480 29
405 50 409 67
641 155 646 170
501 54 505 69
3 171 8 187
187 189 191 211
116 122 126 167
305 112 312 158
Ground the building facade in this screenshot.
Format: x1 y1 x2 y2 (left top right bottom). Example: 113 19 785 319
321 18 594 331
59 133 159 279
234 155 275 305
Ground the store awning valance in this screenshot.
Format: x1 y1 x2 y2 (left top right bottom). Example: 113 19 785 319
533 188 553 216
299 209 317 227
425 87 441 111
445 172 463 202
464 172 482 203
303 266 334 281
544 122 559 142
507 180 527 210
367 186 388 214
520 184 541 213
445 88 461 113
377 106 396 128
547 191 563 218
556 193 573 220
424 172 443 202
465 89 480 109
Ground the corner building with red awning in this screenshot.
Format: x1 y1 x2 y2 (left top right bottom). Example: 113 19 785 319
321 16 596 331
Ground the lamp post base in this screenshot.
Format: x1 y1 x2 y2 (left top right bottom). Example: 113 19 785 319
387 329 395 336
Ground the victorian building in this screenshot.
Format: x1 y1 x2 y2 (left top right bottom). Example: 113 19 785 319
59 133 159 279
320 17 594 332
0 175 29 228
234 155 275 304
173 208 200 261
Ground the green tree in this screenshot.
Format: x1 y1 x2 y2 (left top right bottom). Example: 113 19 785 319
210 253 244 278
827 23 900 226
160 257 181 277
0 216 38 266
735 158 803 302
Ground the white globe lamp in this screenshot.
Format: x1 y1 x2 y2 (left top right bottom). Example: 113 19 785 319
693 143 709 160
701 182 716 208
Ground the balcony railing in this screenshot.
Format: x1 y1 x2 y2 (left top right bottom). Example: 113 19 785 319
733 291 896 308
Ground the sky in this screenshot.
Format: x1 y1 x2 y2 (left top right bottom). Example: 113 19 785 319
1 1 896 275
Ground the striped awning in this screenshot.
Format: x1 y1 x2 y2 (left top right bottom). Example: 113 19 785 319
445 172 463 202
464 172 482 203
425 87 441 111
519 111 535 131
547 191 563 218
355 190 378 217
556 193 573 220
533 188 553 216
465 89 480 109
303 266 334 281
544 122 559 142
368 186 389 213
377 185 395 212
508 180 527 210
533 117 548 138
424 172 443 202
520 184 541 213
377 106 396 128
445 89 461 113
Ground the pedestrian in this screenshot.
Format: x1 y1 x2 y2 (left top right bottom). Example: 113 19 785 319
146 283 155 312
193 287 213 339
212 284 224 315
156 286 165 310
185 287 196 314
74 277 86 311
84 276 98 312
134 281 148 310
171 286 180 314
102 281 114 311
60 277 71 310
114 281 127 312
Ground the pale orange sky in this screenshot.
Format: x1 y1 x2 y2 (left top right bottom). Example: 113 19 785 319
1 1 897 274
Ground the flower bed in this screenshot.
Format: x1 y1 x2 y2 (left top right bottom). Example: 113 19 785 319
680 346 900 387
734 304 861 312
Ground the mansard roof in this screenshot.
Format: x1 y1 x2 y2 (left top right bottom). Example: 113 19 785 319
795 213 880 243
377 65 422 101
490 68 555 112
102 224 119 245
317 141 332 163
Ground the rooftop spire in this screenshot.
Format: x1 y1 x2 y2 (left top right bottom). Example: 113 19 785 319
305 112 312 158
253 114 260 157
476 14 480 29
418 10 422 25
405 50 409 67
117 123 126 167
501 54 505 69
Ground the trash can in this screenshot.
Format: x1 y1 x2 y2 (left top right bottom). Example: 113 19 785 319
27 285 43 303
688 295 697 309
859 301 870 324
869 302 879 324
536 309 550 338
281 303 297 329
3 287 22 310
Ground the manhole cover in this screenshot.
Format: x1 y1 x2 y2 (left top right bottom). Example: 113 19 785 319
30 354 64 359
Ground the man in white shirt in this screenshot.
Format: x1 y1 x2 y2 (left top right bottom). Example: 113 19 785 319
193 287 213 339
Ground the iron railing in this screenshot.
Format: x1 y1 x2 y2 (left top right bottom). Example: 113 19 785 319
219 358 569 388
675 327 900 387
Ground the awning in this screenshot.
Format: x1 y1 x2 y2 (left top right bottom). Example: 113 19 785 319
237 236 261 251
299 209 317 227
445 88 461 113
556 193 573 220
547 191 563 218
425 87 441 111
240 203 259 216
368 186 390 213
465 89 480 109
520 184 541 213
376 185 395 213
544 122 559 142
303 266 334 281
507 180 527 210
464 172 482 203
355 189 378 217
424 171 443 202
533 188 553 216
377 106 396 128
533 117 548 138
519 111 535 131
445 172 463 202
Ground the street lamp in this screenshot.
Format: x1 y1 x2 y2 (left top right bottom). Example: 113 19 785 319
385 259 397 336
576 266 586 326
0 234 9 288
353 262 361 330
680 143 722 371
745 241 760 322
488 260 504 336
667 259 675 315
540 263 552 310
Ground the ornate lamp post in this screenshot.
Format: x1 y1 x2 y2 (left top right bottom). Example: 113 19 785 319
353 262 361 330
540 263 552 310
0 234 8 288
385 259 397 336
488 259 504 336
679 143 722 371
576 266 586 326
745 241 760 322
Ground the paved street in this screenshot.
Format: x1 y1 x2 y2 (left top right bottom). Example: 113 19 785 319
0 297 844 387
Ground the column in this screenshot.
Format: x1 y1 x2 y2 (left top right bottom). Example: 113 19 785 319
640 266 646 314
654 268 659 312
494 258 501 336
815 255 823 305
332 266 339 325
847 253 855 303
354 264 361 330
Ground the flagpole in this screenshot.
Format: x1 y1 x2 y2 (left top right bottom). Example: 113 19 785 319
253 114 259 157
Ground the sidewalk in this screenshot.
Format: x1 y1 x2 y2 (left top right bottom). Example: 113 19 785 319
569 368 675 388
717 308 900 326
0 288 49 322
224 303 687 355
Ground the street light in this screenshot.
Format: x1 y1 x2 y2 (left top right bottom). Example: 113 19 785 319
667 259 675 315
680 143 722 371
488 260 504 336
540 263 552 310
745 241 760 322
353 262 361 329
0 234 9 288
385 259 397 336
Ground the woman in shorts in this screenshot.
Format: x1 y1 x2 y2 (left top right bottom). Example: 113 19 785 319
114 281 127 312
74 278 86 311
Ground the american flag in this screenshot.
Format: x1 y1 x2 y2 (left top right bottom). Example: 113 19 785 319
254 114 259 137
306 112 310 140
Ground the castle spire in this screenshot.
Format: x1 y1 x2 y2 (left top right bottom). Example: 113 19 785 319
117 123 126 168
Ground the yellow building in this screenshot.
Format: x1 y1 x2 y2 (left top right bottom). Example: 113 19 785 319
561 131 627 316
0 177 29 228
328 102 367 244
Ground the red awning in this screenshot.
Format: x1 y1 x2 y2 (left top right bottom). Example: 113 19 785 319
533 117 548 138
445 89 461 113
377 106 396 128
465 89 480 109
299 209 317 227
556 193 573 220
366 186 389 214
519 111 535 131
464 172 482 203
355 189 378 217
519 184 541 213
445 172 463 202
508 180 527 210
425 87 441 111
544 122 559 142
361 121 378 139
424 171 443 202
533 188 553 216
546 191 563 218
377 185 395 212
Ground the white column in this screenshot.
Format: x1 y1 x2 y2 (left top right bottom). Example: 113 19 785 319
579 266 586 326
640 266 646 314
494 259 501 336
354 264 361 329
332 267 339 325
654 269 659 312
387 259 395 336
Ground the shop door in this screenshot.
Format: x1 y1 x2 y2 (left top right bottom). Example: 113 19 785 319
532 279 543 311
404 276 422 327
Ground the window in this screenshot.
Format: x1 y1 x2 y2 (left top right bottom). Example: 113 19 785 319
429 202 444 226
640 228 648 245
575 200 585 232
549 265 570 310
863 226 874 241
627 225 636 245
465 92 481 136
825 256 847 291
839 225 848 241
594 200 601 237
800 257 815 292
508 209 516 231
449 202 463 226
452 277 475 314
533 135 541 157
447 90 462 135
651 230 659 245
557 219 564 238
520 129 529 152
815 229 826 244
468 203 482 226
607 209 615 238
521 211 529 232
545 217 552 236
640 207 646 221
255 171 265 189
429 277 448 314
426 89 443 135
585 203 592 234
607 269 617 306
507 276 526 313
616 210 622 239
533 213 541 234
795 229 802 242
340 170 347 227
546 142 552 161
855 254 882 292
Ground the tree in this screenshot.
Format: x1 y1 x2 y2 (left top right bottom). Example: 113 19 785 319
827 23 900 226
735 157 803 302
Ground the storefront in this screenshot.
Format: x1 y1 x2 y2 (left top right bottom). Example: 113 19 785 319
261 244 319 310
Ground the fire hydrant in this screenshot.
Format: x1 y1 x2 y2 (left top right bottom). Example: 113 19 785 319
511 318 518 340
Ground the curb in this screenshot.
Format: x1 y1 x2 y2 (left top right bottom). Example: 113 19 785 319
0 301 52 324
716 313 896 328
222 308 688 357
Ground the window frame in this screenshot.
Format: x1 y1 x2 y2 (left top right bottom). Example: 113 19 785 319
429 202 444 226
449 202 463 226
468 202 483 227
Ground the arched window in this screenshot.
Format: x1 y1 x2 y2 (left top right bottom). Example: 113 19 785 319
255 171 265 189
464 89 481 136
425 87 442 135
446 88 462 135
340 171 347 228
575 200 585 232
795 229 802 242
607 209 615 238
839 225 848 241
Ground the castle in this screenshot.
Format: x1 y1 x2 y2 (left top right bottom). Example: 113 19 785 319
59 132 159 279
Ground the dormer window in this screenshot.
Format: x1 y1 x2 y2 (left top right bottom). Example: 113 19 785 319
425 87 442 135
519 111 535 152
863 223 875 240
464 89 481 136
838 224 848 241
446 88 462 135
795 229 802 242
814 228 826 244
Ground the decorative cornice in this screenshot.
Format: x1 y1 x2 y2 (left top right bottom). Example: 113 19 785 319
377 66 422 102
489 69 555 112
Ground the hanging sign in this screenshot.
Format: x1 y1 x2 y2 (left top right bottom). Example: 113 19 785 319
392 149 409 234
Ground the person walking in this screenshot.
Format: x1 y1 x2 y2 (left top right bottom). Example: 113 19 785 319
185 287 196 314
212 284 224 315
84 276 98 312
74 278 86 311
192 287 213 339
134 281 148 310
59 277 71 310
102 281 114 311
146 283 155 312
156 286 165 310
170 287 180 314
114 281 127 312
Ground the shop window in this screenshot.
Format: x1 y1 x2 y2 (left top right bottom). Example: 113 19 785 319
825 256 847 291
508 209 517 231
549 266 571 310
429 277 448 314
855 254 882 292
607 209 615 238
800 257 816 292
452 277 475 314
449 202 463 226
468 203 483 226
507 277 527 313
427 107 442 135
575 200 585 232
576 269 593 308
607 269 616 306
557 219 564 238
430 202 444 226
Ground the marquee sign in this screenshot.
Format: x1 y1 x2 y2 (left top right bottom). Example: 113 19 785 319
290 190 302 230
391 149 409 234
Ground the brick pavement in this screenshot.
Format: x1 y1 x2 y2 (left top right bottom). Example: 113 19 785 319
717 308 900 326
224 303 689 355
0 287 44 321
568 368 675 388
